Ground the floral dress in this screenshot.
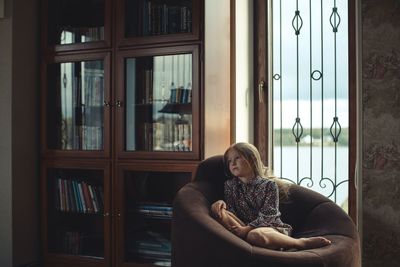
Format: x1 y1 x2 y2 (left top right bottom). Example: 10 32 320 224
224 176 292 236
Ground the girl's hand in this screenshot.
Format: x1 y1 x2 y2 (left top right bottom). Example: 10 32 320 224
211 200 227 218
230 225 252 239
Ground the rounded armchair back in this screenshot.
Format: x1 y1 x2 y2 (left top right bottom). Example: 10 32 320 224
173 155 360 267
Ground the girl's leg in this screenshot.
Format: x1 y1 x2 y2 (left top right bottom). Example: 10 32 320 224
246 227 331 250
212 208 245 230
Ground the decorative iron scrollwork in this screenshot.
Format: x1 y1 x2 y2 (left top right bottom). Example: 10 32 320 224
292 10 303 35
330 116 342 142
273 74 281 80
292 117 304 143
330 7 341 33
311 70 323 80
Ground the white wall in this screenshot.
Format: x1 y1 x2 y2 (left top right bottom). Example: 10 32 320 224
0 0 39 265
235 0 253 143
204 0 232 157
11 0 39 264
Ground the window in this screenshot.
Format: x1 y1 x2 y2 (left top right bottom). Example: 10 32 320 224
254 0 357 220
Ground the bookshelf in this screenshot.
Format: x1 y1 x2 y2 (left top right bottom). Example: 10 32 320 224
116 162 197 266
40 0 204 267
41 160 111 266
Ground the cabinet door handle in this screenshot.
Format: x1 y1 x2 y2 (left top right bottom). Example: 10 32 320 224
103 101 112 107
116 100 123 107
258 80 265 103
103 212 110 217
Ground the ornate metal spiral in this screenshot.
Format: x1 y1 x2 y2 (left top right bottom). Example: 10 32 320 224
319 177 336 198
299 176 314 188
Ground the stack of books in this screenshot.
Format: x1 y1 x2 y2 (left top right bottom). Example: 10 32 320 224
135 203 173 220
129 230 171 265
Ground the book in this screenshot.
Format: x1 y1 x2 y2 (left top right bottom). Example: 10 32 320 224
72 180 83 213
82 182 94 213
88 184 99 213
77 181 87 213
128 230 172 261
136 204 173 219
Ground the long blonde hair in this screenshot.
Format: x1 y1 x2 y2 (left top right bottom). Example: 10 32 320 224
223 142 290 199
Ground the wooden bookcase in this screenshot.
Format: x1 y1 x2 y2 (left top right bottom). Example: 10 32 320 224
40 0 204 266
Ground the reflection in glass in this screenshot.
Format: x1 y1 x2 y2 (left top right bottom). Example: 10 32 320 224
47 60 104 151
48 0 105 45
125 0 192 38
125 54 192 152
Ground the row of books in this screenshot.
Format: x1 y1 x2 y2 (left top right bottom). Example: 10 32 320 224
75 125 104 150
128 230 171 262
143 121 192 152
54 230 103 257
57 231 89 255
142 1 192 35
55 178 104 214
135 203 173 219
60 64 105 150
169 87 192 104
60 26 105 44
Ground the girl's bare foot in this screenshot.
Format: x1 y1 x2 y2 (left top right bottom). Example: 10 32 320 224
297 237 331 249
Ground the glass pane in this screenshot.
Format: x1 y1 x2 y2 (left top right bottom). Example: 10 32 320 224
125 0 193 38
124 171 190 265
47 168 105 258
270 0 349 210
125 53 192 152
47 60 105 151
48 0 105 45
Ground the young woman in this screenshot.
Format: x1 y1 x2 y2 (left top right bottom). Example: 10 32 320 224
211 142 331 250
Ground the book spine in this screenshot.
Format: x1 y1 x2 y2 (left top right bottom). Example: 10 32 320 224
66 179 73 212
72 180 82 213
88 184 99 213
82 182 93 213
63 179 69 212
77 182 87 213
57 178 63 211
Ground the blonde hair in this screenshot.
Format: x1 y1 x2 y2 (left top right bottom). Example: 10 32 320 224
223 142 290 200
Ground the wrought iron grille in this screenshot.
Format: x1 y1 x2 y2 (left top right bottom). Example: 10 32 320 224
269 0 349 210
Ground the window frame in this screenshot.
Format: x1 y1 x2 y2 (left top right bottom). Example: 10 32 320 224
253 0 357 223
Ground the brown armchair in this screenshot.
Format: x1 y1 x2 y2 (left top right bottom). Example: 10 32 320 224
172 155 360 267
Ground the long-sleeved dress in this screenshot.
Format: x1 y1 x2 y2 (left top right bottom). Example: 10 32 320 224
224 176 292 236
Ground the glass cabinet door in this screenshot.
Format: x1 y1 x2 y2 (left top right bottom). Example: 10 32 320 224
42 162 111 266
44 54 110 157
46 0 111 50
116 163 195 267
117 46 200 159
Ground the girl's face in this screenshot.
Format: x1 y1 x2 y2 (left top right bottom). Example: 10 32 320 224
226 149 254 181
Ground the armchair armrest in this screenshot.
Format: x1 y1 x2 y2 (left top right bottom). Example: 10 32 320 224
172 181 252 267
